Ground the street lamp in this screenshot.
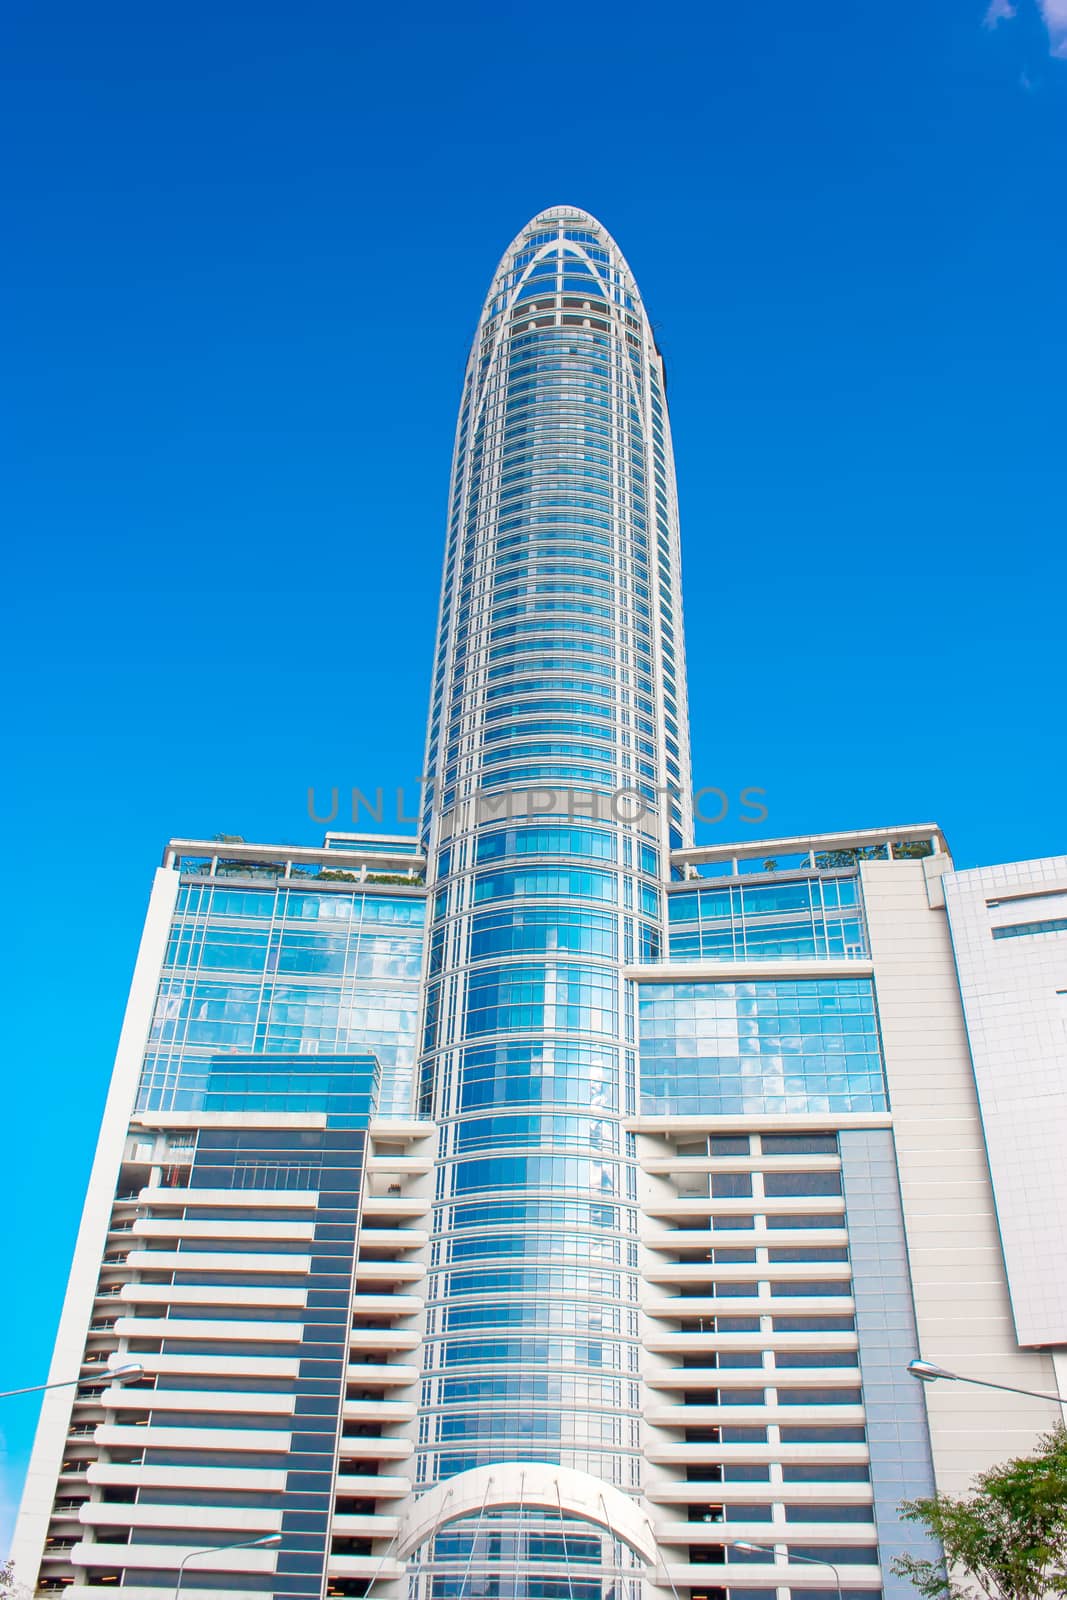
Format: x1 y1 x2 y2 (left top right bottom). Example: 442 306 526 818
174 1533 282 1600
732 1540 843 1600
0 1364 145 1400
907 1357 1063 1405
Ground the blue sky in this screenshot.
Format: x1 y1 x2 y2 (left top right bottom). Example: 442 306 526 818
2 0 1066 1549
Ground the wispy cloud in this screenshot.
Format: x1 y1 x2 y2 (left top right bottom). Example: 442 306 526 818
986 0 1067 55
1037 0 1067 54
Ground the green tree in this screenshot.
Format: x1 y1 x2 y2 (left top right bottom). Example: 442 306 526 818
893 1425 1067 1600
0 1560 30 1600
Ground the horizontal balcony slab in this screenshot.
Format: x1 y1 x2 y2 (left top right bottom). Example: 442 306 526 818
87 1463 286 1492
346 1363 419 1385
663 1563 881 1586
646 1369 860 1390
336 1437 413 1459
331 1513 401 1536
120 1283 306 1308
644 1197 845 1219
649 1416 866 1439
328 1556 406 1579
125 1250 312 1274
645 1372 767 1391
645 1442 870 1464
359 1228 429 1249
351 1293 423 1314
644 1331 857 1353
134 1353 300 1379
656 1519 876 1542
354 1260 426 1283
349 1328 422 1350
334 1473 411 1497
133 1111 326 1129
361 1197 431 1218
644 1230 849 1248
102 1385 295 1415
70 1542 278 1573
138 1186 317 1209
370 1117 435 1137
648 1404 777 1424
645 1296 854 1317
67 1588 271 1600
642 1156 841 1176
645 1481 874 1504
80 1504 281 1533
342 1400 417 1422
95 1425 290 1453
644 1264 852 1285
133 1218 315 1241
646 1404 864 1426
366 1155 434 1174
114 1316 301 1342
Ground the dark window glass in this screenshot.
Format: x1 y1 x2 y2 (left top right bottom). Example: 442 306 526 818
774 1351 857 1369
782 1464 871 1483
761 1134 838 1155
712 1173 753 1198
709 1137 749 1156
785 1504 874 1523
779 1425 867 1443
768 1246 849 1264
778 1387 862 1406
772 1315 856 1333
763 1173 842 1198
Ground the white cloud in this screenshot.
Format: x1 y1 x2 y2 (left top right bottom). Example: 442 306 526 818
983 0 1067 59
1037 0 1067 55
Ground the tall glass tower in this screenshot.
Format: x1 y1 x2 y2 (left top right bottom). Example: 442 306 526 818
413 205 693 1591
18 200 1066 1600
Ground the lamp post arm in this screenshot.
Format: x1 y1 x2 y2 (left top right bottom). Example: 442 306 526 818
946 1374 1063 1405
173 1535 275 1600
0 1378 81 1400
0 1365 142 1401
174 1548 196 1600
780 1548 844 1598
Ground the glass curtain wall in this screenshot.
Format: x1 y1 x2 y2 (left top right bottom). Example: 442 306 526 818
414 206 693 1594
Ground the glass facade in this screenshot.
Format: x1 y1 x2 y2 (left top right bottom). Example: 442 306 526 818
138 878 424 1117
638 980 888 1116
667 875 868 962
177 1116 371 1600
414 205 693 1596
18 205 968 1600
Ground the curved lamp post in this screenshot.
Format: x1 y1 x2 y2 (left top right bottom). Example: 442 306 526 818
907 1357 1063 1405
174 1533 282 1600
0 1364 144 1400
733 1540 844 1600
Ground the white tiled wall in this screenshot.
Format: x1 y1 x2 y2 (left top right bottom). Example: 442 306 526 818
861 860 1061 1493
943 856 1067 1349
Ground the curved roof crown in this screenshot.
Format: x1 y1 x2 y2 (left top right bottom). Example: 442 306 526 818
477 204 648 331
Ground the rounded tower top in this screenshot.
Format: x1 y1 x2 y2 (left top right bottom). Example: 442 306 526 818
477 204 648 336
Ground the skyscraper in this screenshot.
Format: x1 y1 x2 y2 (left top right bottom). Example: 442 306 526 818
411 204 692 1592
12 207 1067 1600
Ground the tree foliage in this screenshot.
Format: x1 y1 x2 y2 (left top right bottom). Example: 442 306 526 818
893 1425 1067 1600
0 1561 30 1600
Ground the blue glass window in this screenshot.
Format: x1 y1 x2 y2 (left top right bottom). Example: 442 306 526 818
470 907 617 961
667 876 867 962
638 979 887 1116
473 868 617 904
476 824 616 864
